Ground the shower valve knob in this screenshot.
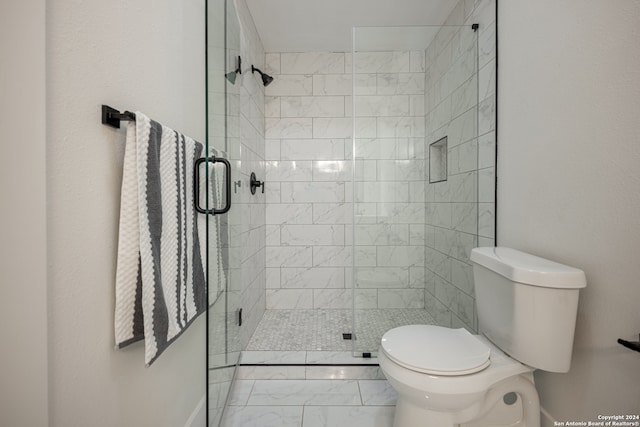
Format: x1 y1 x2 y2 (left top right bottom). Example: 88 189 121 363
250 172 264 195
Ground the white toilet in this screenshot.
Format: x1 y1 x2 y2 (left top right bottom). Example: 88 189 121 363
378 247 587 427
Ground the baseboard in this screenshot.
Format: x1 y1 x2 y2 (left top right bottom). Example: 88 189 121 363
540 406 556 427
183 395 206 427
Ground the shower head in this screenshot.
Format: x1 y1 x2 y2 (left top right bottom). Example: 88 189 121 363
225 56 242 84
251 65 274 87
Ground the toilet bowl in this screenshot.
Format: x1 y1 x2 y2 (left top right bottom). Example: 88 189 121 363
379 247 587 427
379 326 539 427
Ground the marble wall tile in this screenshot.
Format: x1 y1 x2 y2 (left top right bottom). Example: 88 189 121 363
377 117 425 138
265 52 281 74
478 131 495 169
409 224 426 246
450 231 477 263
378 289 424 309
478 203 495 238
354 138 408 160
409 266 427 289
451 202 477 234
265 160 313 181
478 94 496 135
281 182 345 203
355 289 378 309
355 267 409 288
354 51 411 74
281 52 345 74
265 96 280 118
265 118 313 139
313 246 352 267
312 160 352 182
312 202 352 224
449 139 478 175
265 139 280 160
281 225 345 246
451 75 478 119
313 74 352 96
265 289 313 309
312 117 352 139
451 258 474 295
354 95 410 117
376 73 425 95
435 276 457 310
410 50 426 72
376 246 425 267
456 288 475 329
266 203 312 224
410 95 425 116
360 181 409 203
266 267 280 289
265 225 281 246
376 159 425 181
280 267 345 289
425 295 452 328
478 167 495 203
265 74 313 96
354 224 409 246
281 96 345 118
479 58 496 102
354 246 377 267
314 289 353 309
426 247 451 282
265 246 313 267
281 138 345 160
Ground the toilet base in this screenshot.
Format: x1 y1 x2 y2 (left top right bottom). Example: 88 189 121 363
393 399 459 427
389 374 541 427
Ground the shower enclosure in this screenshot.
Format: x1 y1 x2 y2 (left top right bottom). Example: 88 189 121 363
351 23 494 356
204 1 497 423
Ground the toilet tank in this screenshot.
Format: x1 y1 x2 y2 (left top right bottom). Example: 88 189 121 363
470 247 586 373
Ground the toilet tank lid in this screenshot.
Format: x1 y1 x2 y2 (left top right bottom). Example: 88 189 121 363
470 247 587 288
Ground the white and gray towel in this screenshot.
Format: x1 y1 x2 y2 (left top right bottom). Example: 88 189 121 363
114 112 206 366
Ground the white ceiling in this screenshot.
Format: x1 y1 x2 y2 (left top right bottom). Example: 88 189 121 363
244 0 457 52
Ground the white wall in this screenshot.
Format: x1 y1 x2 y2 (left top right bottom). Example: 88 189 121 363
498 0 640 421
0 1 48 426
47 0 207 425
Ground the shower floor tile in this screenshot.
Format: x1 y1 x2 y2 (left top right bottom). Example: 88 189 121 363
246 309 435 352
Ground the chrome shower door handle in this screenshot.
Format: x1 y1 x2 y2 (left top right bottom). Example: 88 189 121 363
194 156 231 215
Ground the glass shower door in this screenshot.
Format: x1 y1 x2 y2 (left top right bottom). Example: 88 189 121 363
206 0 242 425
352 25 481 356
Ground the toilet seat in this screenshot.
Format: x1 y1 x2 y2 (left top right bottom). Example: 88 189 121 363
380 325 491 376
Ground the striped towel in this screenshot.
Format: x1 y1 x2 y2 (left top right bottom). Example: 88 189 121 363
114 112 206 366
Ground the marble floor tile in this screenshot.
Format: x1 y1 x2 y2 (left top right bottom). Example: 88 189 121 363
305 365 384 380
221 405 303 427
226 380 254 406
302 405 395 427
358 380 398 406
237 365 306 380
247 379 362 406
